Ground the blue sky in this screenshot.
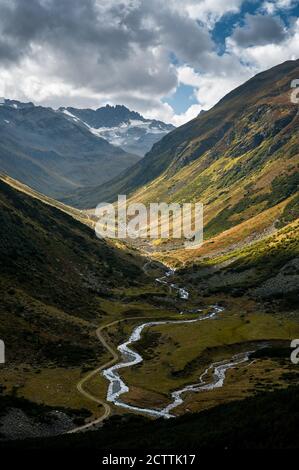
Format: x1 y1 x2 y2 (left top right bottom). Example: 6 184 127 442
164 84 198 114
0 0 298 125
164 0 299 120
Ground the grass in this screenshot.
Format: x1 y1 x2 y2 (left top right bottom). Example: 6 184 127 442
0 366 103 417
0 177 182 423
0 173 93 228
1 166 298 436
172 356 299 415
149 195 294 267
118 298 299 411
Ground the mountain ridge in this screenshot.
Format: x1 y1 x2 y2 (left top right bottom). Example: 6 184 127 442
59 104 175 156
67 60 299 254
0 99 141 201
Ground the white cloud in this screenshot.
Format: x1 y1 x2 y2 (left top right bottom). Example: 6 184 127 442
171 104 203 126
177 63 253 112
170 0 243 28
227 18 299 71
0 0 297 126
262 0 298 14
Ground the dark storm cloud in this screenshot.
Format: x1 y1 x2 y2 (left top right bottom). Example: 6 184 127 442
158 8 212 65
232 14 287 47
0 0 138 62
0 0 214 97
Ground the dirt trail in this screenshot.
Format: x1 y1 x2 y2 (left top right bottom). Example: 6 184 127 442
68 315 168 433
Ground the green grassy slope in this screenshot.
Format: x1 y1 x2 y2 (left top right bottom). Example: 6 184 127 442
128 61 299 239
68 59 299 208
0 173 93 227
180 219 299 303
69 60 299 249
0 177 146 367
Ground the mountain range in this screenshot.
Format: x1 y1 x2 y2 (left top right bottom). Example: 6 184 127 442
59 104 175 156
68 60 299 244
0 100 174 203
0 98 143 200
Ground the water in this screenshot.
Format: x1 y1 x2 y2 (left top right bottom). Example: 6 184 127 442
102 270 251 418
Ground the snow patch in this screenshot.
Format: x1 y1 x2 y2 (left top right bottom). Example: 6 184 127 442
83 119 167 147
62 109 80 121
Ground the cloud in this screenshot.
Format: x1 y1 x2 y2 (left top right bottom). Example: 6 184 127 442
231 14 287 47
170 0 244 28
227 17 299 71
262 0 298 14
0 0 297 125
0 0 213 116
177 62 253 109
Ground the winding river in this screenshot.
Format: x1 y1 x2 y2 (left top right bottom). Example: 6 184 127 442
102 270 253 418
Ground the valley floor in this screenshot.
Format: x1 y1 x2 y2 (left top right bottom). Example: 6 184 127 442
0 175 298 446
1 264 298 441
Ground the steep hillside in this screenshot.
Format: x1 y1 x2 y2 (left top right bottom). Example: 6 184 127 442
59 104 175 157
69 60 299 239
178 219 299 305
0 176 298 441
0 177 158 434
0 178 147 365
0 173 93 228
0 100 139 201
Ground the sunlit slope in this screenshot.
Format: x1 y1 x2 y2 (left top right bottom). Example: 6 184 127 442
179 219 299 302
153 193 298 264
127 62 299 239
71 60 299 246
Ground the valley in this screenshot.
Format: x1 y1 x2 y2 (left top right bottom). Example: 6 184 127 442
0 59 298 450
1 172 298 440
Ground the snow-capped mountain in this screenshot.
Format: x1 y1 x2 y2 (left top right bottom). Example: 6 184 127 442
59 104 175 156
0 99 140 201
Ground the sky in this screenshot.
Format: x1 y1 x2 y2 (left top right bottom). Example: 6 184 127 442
0 0 298 125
